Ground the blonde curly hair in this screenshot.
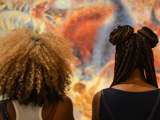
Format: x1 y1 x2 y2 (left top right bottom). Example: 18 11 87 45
0 28 72 105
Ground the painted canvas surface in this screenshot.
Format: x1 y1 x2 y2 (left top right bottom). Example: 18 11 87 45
0 0 160 119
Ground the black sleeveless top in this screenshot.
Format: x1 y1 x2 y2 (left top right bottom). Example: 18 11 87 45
100 88 160 120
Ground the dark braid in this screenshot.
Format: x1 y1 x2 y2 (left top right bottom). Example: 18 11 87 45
109 25 159 88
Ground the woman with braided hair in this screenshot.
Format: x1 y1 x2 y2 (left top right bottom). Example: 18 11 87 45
92 25 160 120
0 28 74 120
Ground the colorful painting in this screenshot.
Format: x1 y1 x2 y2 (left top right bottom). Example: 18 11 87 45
0 0 160 120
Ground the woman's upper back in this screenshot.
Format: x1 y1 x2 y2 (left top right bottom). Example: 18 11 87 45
91 25 160 120
99 88 160 120
0 96 74 120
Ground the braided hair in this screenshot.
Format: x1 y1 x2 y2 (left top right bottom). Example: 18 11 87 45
109 25 159 88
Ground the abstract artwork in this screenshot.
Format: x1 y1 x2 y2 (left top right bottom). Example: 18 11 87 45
0 0 160 119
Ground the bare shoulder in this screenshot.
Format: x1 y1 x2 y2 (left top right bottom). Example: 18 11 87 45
92 91 101 120
58 96 73 108
93 91 101 102
54 96 74 120
0 100 16 120
92 91 101 110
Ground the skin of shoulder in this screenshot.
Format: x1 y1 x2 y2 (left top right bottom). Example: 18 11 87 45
112 83 158 92
0 113 2 120
92 91 101 120
53 96 74 120
0 100 16 120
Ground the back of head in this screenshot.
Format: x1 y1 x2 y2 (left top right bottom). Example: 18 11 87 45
0 28 72 105
109 25 159 87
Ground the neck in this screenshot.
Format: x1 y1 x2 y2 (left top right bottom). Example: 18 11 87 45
122 68 146 85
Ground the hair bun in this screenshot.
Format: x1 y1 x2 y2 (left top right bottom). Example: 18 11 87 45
138 26 159 48
109 25 134 45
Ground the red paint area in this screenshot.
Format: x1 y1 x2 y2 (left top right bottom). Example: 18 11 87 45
62 6 115 63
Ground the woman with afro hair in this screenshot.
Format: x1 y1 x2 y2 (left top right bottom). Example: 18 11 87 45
92 25 160 120
0 28 74 120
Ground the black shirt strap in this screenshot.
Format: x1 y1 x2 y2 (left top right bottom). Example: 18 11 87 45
0 100 9 120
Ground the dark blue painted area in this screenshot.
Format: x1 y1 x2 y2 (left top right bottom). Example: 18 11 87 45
21 3 30 13
0 6 10 12
91 0 134 69
151 8 160 26
46 15 56 24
